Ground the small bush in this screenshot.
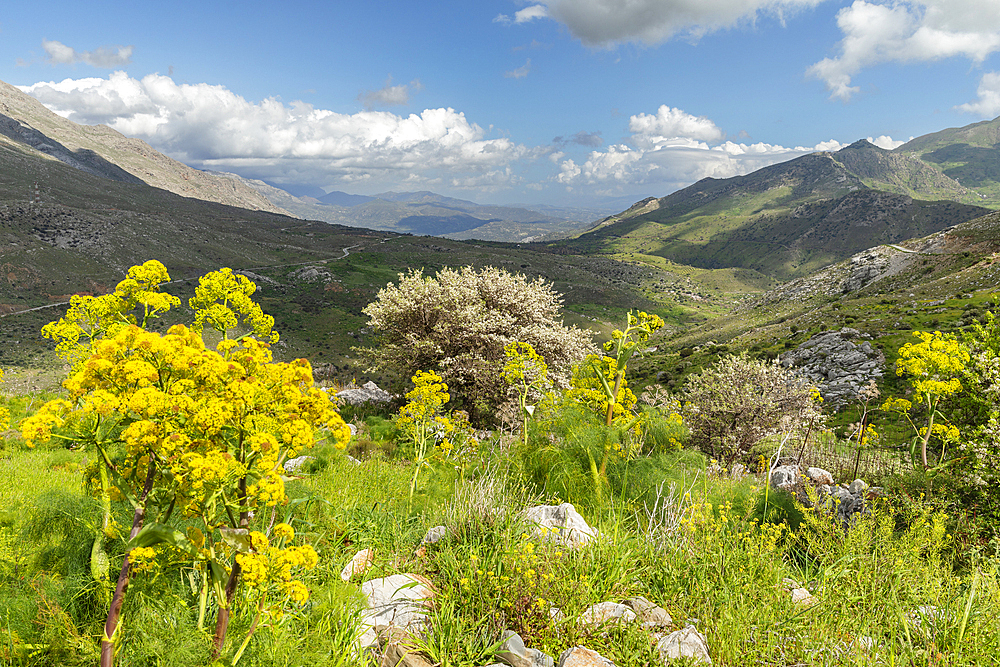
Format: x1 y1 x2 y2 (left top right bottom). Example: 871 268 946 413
682 353 823 464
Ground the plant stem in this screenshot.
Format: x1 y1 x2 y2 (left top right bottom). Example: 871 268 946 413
212 477 248 658
100 460 156 667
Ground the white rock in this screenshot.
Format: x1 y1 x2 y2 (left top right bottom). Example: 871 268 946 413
580 602 636 630
421 526 447 544
557 646 617 666
769 465 800 490
657 626 712 665
806 467 834 486
790 587 818 606
522 503 599 548
625 596 673 629
283 455 316 473
496 630 554 667
356 574 434 649
340 548 375 582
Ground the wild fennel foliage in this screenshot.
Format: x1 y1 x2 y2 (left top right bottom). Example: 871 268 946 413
18 260 350 666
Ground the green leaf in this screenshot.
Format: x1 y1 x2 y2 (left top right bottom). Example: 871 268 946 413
128 523 198 557
219 527 252 554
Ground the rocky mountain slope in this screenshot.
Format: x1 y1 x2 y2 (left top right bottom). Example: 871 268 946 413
555 142 990 281
895 115 1000 206
0 80 288 214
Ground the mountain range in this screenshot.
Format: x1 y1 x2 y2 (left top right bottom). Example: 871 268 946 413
557 138 992 280
3 73 1000 379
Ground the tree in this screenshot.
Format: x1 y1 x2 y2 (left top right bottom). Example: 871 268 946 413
682 353 822 464
358 266 594 425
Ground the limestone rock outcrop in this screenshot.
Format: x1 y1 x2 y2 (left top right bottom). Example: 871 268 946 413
780 328 884 405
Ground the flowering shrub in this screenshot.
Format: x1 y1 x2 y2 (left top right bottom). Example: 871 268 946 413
358 266 594 425
21 261 349 666
682 353 823 464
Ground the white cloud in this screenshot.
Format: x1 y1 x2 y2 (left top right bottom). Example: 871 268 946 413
42 39 134 68
515 5 548 23
809 1 1000 100
956 71 1000 117
867 134 906 149
628 105 725 147
19 72 528 191
556 104 845 189
358 76 423 110
505 58 532 78
535 0 824 47
496 5 548 27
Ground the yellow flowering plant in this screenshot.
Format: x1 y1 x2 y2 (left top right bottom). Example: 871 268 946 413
40 260 181 366
396 370 461 504
22 262 350 667
886 330 970 467
502 341 550 448
228 523 319 664
590 310 664 428
0 368 9 434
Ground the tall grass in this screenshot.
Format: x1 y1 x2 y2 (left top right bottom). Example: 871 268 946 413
2 414 999 665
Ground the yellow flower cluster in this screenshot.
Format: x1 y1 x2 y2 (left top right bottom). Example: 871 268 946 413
19 398 73 446
601 310 665 355
896 331 970 398
25 266 350 514
569 355 639 425
0 368 9 433
41 260 180 364
920 423 961 442
129 546 159 573
881 396 913 413
189 268 277 343
502 341 549 386
235 527 318 604
396 370 460 453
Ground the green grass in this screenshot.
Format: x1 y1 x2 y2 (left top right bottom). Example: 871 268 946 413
1 410 998 666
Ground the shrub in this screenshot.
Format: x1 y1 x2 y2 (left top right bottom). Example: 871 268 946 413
681 353 822 464
357 266 594 426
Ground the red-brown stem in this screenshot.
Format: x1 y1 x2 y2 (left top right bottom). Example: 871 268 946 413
212 477 249 658
101 461 157 667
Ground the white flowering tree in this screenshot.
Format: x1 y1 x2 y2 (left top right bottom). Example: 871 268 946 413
358 266 594 425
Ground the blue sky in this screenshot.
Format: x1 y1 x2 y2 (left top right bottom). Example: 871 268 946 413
3 0 1000 206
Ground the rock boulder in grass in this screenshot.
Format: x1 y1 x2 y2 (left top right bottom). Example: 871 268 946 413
283 455 316 473
340 548 375 582
806 467 834 486
769 465 800 491
522 503 599 548
557 646 618 666
657 626 712 665
580 602 636 630
624 596 673 630
379 628 435 667
337 380 393 405
421 525 447 544
356 574 435 649
496 630 555 667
